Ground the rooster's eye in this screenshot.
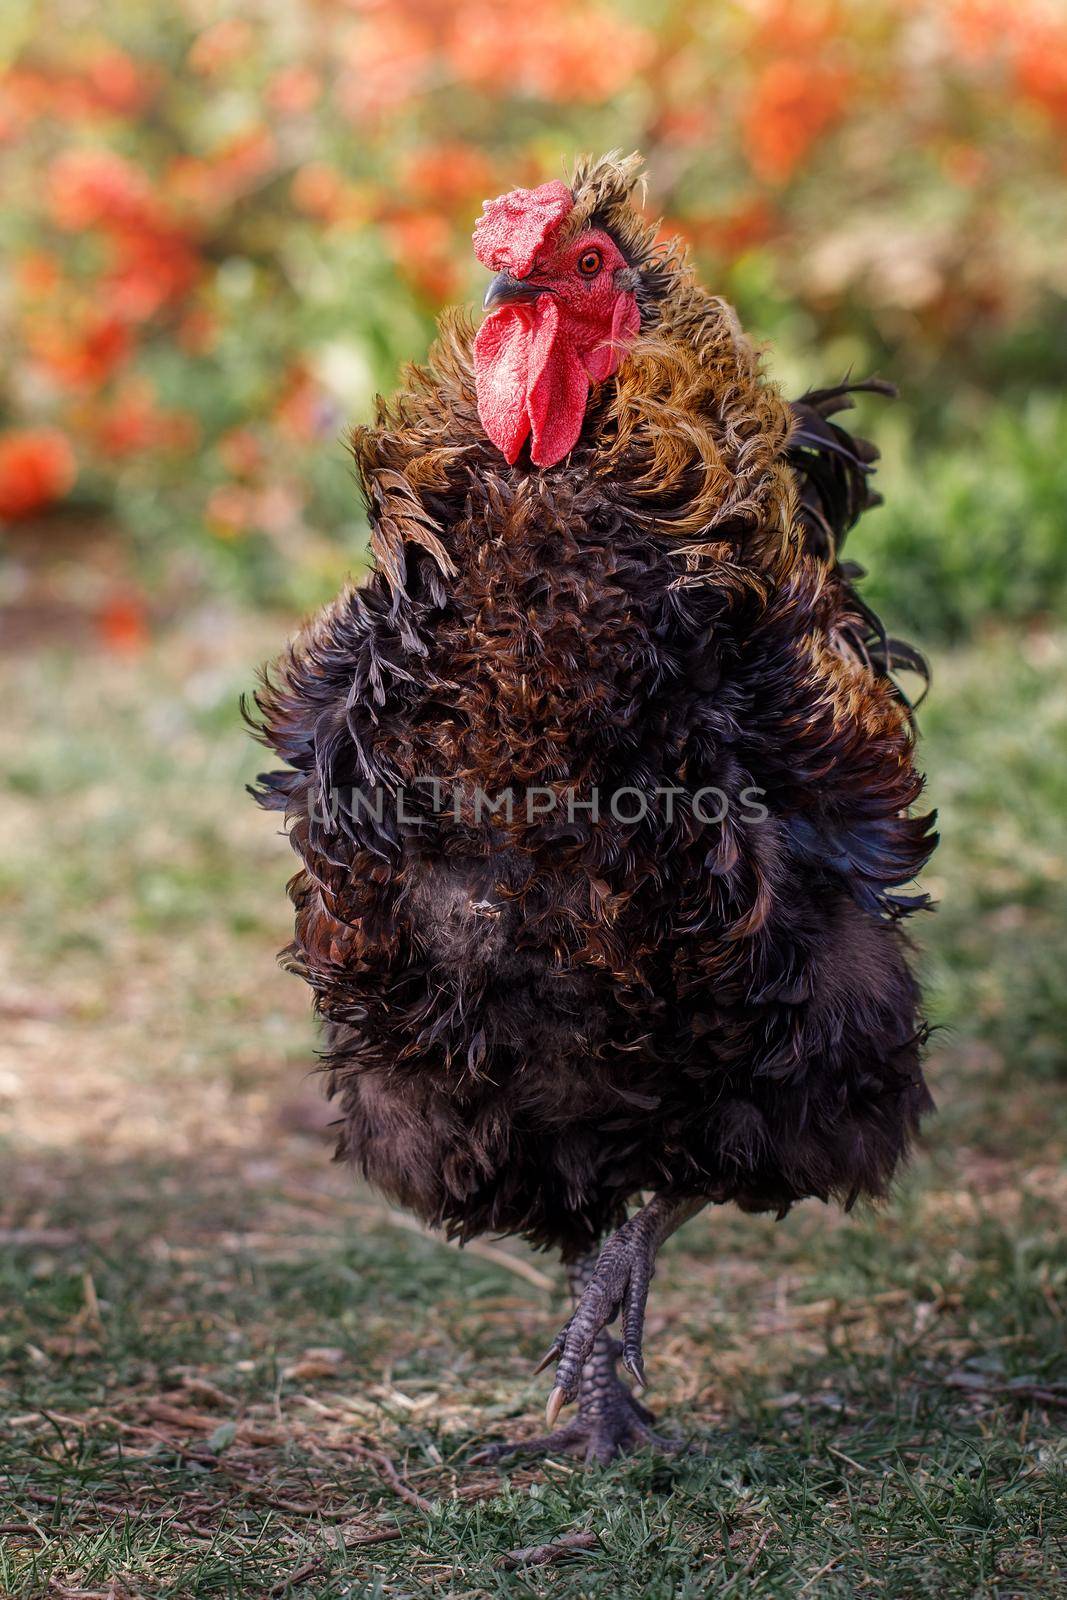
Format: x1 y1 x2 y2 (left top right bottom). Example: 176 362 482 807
577 248 603 278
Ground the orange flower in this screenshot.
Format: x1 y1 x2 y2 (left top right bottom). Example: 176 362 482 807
188 18 256 77
742 59 851 185
16 251 61 296
0 69 37 143
169 128 277 215
92 379 159 457
219 427 265 479
48 151 201 321
941 143 989 188
653 104 718 149
291 162 346 221
751 0 841 55
1015 20 1067 125
401 143 495 213
83 47 153 117
0 52 152 128
338 12 435 121
206 483 255 537
948 0 1010 64
164 156 215 215
92 379 200 458
48 148 155 232
452 3 652 102
0 428 76 520
107 228 201 322
159 411 200 454
266 65 322 116
701 199 776 260
384 211 458 304
27 309 132 391
97 591 149 654
212 126 278 198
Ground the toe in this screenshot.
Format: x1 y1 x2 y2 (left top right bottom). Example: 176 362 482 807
549 1282 618 1409
620 1270 650 1388
471 1423 585 1466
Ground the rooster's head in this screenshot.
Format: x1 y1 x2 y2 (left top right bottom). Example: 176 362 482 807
472 153 670 470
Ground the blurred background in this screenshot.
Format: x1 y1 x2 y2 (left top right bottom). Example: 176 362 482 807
1 4 1065 1592
2 0 1066 625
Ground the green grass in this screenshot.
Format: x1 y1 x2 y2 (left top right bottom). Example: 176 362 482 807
1 611 1065 1598
852 393 1067 646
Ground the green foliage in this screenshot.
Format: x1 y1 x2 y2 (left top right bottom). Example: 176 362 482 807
854 394 1067 643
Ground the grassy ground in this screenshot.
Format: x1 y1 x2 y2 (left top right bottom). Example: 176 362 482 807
1 598 1065 1598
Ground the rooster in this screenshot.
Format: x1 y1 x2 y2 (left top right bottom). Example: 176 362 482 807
250 153 936 1466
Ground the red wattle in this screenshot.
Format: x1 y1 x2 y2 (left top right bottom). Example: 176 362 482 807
585 294 641 383
473 290 639 470
525 298 589 467
473 310 532 464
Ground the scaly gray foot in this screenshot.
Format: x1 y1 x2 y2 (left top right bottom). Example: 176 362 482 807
472 1338 684 1467
537 1210 662 1422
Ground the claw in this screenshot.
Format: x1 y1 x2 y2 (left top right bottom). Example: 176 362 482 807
623 1352 647 1391
533 1344 560 1376
545 1386 567 1426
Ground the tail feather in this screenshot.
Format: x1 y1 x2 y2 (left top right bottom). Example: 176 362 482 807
787 378 929 713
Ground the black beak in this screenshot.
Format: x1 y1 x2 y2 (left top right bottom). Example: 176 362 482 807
482 271 548 311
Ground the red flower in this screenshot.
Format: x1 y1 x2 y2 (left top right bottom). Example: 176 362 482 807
48 148 156 232
91 380 199 458
266 65 321 116
83 47 153 117
386 211 460 303
97 591 149 654
16 251 61 297
402 143 495 213
449 1 651 102
107 228 201 322
48 149 202 322
742 59 851 185
0 428 76 520
1015 21 1067 126
188 18 257 77
291 162 346 221
28 309 132 391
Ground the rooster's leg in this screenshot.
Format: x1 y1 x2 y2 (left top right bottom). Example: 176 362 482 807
471 1251 682 1467
472 1194 704 1467
540 1194 705 1424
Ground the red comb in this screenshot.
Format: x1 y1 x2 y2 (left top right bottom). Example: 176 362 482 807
473 180 573 278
